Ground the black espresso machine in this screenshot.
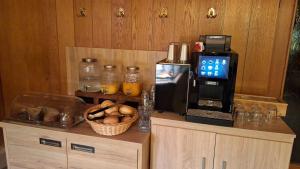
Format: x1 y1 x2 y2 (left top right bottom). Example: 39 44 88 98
187 35 238 126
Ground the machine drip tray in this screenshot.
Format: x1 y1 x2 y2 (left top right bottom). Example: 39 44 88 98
186 109 234 127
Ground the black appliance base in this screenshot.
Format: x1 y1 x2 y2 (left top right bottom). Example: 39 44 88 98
185 115 234 127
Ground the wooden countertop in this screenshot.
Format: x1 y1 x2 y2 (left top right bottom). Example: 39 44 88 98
0 120 149 145
151 112 296 143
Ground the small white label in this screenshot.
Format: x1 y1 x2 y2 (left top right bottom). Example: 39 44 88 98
205 81 218 86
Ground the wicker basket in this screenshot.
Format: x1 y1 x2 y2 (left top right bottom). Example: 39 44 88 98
84 104 138 136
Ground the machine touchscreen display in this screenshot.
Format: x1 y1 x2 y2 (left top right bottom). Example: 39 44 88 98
198 55 230 79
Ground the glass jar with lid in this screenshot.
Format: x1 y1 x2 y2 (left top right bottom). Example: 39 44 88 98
100 65 120 95
122 66 142 96
79 58 101 92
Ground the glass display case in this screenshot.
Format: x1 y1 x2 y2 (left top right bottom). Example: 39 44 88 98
7 93 88 129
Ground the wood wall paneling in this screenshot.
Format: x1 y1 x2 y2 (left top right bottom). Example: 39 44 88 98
242 0 280 95
56 0 75 94
74 0 93 47
92 0 112 48
132 0 154 50
268 0 298 98
152 0 176 51
197 0 226 35
66 47 166 94
111 0 133 49
223 0 253 92
174 0 201 43
0 0 61 114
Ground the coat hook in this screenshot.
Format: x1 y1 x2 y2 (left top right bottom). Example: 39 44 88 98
207 7 217 18
78 8 87 17
116 7 125 17
159 7 168 18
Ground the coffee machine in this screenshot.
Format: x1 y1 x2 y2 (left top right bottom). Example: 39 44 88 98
187 35 238 126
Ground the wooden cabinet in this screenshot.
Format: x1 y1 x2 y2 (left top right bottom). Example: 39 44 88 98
67 134 138 169
151 125 215 169
4 124 67 169
214 134 292 169
1 122 149 169
151 112 295 169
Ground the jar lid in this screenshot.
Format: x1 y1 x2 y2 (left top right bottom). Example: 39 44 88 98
127 66 139 71
104 65 116 69
82 58 97 63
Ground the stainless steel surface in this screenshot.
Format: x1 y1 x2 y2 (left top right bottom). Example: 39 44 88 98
40 138 62 148
71 143 95 153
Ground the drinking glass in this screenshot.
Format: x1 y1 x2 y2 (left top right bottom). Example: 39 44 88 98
252 111 264 127
138 106 150 132
267 105 278 119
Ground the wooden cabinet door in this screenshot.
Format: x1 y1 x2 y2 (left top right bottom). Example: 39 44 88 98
214 134 293 169
4 125 67 169
67 134 138 169
151 125 216 169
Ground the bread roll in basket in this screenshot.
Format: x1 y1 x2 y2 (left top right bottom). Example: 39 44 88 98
84 104 138 136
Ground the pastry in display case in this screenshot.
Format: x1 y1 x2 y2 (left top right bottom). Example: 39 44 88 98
6 93 88 129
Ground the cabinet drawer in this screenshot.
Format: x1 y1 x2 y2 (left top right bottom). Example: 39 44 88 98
7 144 67 169
67 135 138 169
5 125 67 153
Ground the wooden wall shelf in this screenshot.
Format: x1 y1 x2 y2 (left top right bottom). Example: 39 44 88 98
75 90 141 105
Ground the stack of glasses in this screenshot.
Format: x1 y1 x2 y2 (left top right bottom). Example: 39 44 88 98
138 85 155 132
234 102 278 127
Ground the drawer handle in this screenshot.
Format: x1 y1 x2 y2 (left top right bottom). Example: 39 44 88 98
202 157 206 169
39 138 62 148
71 143 95 153
221 161 227 169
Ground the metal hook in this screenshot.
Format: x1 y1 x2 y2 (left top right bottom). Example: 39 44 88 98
207 7 217 18
116 7 125 17
78 8 87 17
159 7 168 18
